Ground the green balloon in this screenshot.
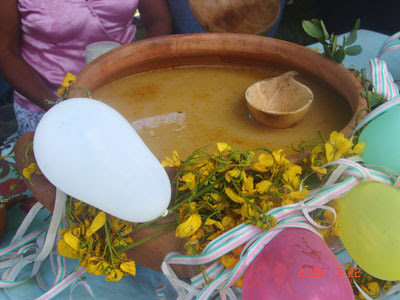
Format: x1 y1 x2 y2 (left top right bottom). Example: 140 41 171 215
359 107 400 174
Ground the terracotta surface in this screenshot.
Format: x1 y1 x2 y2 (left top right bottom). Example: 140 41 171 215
77 33 365 138
14 33 366 276
188 0 280 35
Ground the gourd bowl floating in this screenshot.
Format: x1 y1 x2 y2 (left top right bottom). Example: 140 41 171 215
245 71 314 129
27 33 365 275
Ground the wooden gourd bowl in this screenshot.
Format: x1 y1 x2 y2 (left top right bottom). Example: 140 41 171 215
14 33 365 278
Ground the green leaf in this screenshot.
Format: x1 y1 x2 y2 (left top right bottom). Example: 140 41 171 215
333 49 345 63
302 20 324 39
331 35 338 53
345 30 357 45
345 27 358 46
320 20 330 40
345 19 360 45
354 18 361 31
345 45 362 56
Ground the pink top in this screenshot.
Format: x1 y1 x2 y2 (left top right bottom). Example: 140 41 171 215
15 0 139 112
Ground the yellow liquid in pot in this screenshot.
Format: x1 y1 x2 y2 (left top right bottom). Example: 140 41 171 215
94 66 352 159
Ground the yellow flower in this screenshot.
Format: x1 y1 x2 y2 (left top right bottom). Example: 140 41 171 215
198 161 215 182
207 231 223 241
225 168 241 183
209 193 222 202
310 145 327 175
110 215 124 231
176 214 202 238
73 225 86 237
325 143 335 162
178 172 196 191
221 216 234 230
252 153 274 172
63 230 80 250
61 72 77 88
220 253 238 269
281 189 308 206
220 245 244 270
328 131 354 160
73 200 84 215
57 86 66 96
120 261 136 276
256 180 272 194
351 142 366 156
225 187 245 204
113 235 133 248
22 163 40 185
57 239 78 259
361 282 380 297
217 143 232 153
205 218 224 231
86 211 106 237
241 202 256 218
105 268 124 282
85 257 106 275
162 151 181 167
272 149 287 164
282 164 302 189
260 200 274 211
241 173 256 195
122 224 134 235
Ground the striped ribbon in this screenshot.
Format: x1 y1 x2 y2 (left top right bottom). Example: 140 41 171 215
369 31 400 100
162 159 398 299
0 189 95 299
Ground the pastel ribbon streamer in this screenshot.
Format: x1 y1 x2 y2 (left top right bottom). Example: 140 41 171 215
369 31 400 100
0 189 95 299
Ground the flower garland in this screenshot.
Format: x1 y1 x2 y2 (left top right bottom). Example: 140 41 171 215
18 68 398 298
162 131 365 287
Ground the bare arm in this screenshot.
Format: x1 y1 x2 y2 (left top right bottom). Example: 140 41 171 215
138 0 173 38
0 0 56 110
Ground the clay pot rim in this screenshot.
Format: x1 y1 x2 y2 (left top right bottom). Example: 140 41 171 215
76 33 366 139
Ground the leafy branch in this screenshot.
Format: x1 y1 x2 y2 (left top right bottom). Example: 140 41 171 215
302 19 362 63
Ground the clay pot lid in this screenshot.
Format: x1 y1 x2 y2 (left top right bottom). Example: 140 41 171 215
245 71 314 129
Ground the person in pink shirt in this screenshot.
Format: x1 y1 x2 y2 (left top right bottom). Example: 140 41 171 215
0 0 172 136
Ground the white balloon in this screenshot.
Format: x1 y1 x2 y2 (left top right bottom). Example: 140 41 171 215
33 98 171 222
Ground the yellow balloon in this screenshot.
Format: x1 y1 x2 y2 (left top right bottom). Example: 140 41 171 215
337 181 400 280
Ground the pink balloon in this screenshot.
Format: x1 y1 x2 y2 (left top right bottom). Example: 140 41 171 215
242 228 354 300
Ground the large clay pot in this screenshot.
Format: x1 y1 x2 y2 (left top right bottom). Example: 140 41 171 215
188 0 281 35
77 33 364 137
15 34 365 277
